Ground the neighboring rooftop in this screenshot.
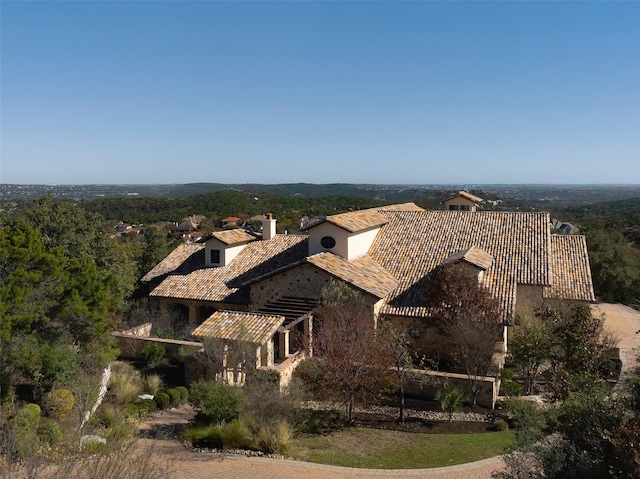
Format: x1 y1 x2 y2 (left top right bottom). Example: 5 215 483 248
442 191 484 204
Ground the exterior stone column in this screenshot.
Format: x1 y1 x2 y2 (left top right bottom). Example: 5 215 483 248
304 316 313 357
266 338 274 367
188 304 197 325
279 330 290 360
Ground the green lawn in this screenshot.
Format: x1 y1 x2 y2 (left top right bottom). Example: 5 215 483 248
290 428 513 469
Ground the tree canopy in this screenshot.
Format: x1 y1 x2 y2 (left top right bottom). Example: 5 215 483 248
0 199 134 400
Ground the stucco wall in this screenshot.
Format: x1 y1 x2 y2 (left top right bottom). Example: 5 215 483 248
205 238 248 267
308 222 348 258
308 222 380 260
515 284 545 321
346 227 380 260
444 197 477 211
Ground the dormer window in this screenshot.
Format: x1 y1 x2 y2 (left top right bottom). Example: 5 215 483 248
306 209 389 260
320 236 336 249
204 229 256 267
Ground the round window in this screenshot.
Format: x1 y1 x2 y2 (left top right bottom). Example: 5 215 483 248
320 236 336 249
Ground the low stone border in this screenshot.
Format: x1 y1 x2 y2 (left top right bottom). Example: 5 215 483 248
302 401 493 423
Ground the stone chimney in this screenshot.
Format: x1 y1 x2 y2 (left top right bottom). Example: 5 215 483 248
262 213 276 240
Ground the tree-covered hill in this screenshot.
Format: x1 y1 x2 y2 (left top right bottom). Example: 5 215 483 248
79 189 392 232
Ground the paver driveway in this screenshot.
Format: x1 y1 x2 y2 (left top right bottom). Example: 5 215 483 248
140 437 504 479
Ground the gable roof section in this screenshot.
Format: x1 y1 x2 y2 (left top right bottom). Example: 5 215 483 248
142 243 204 282
377 202 425 212
148 235 308 304
306 252 399 299
242 252 398 300
192 310 285 343
544 235 595 302
208 229 256 245
323 209 389 233
303 203 424 232
441 246 494 270
371 211 552 318
442 191 483 203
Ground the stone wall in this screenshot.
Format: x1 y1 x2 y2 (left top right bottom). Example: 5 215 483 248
404 369 500 409
251 263 330 308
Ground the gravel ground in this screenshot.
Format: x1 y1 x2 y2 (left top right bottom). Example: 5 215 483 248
302 401 492 423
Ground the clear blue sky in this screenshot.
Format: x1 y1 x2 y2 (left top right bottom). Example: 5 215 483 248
1 1 639 185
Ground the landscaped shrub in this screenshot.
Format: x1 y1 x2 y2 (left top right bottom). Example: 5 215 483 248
106 422 134 441
499 368 524 397
95 404 125 428
493 418 509 431
183 424 223 448
166 388 180 405
505 398 547 442
189 379 245 424
15 403 42 426
220 418 253 449
137 398 157 414
43 388 75 419
11 404 42 458
255 420 293 454
142 342 166 368
175 386 188 402
155 392 170 410
143 374 163 395
110 371 143 405
435 381 468 422
36 417 62 446
122 403 143 418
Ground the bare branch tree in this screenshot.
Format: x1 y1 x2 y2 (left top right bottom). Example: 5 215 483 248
300 282 395 423
428 264 504 406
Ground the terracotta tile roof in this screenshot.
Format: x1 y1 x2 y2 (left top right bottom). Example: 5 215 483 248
145 206 594 322
441 246 494 270
192 310 284 343
371 211 552 318
142 243 204 282
442 191 483 203
322 210 390 233
377 203 425 212
544 235 595 302
302 203 423 232
209 229 256 245
306 252 399 299
148 235 308 304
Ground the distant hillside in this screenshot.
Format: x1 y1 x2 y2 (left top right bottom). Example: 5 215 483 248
78 189 391 233
560 196 640 228
2 183 639 208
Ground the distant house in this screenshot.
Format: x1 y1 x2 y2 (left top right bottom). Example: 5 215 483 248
442 191 483 212
142 200 594 405
221 216 241 228
115 222 132 233
176 215 206 233
551 219 579 235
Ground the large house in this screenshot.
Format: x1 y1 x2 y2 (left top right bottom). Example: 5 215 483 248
142 198 594 396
